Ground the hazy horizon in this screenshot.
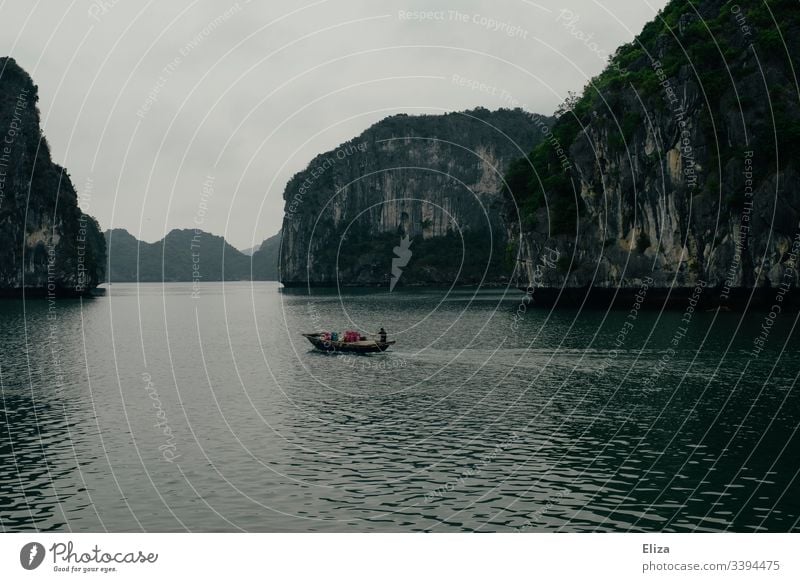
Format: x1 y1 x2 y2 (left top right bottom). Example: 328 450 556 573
2 0 667 249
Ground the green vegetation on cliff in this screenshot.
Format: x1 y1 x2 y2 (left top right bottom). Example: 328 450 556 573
506 0 800 226
505 0 800 295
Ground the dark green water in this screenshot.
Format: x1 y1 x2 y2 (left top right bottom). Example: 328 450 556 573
1 282 798 532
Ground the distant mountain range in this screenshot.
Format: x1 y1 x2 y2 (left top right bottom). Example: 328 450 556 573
240 243 261 256
105 228 280 282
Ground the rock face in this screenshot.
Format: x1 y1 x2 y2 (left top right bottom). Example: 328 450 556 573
279 108 553 287
506 0 800 308
250 230 280 281
0 57 105 296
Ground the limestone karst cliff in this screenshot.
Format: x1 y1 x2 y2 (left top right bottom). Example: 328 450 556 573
505 0 800 308
278 0 800 308
0 57 105 296
279 108 554 287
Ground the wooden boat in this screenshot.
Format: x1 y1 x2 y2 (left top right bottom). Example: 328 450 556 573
302 333 395 354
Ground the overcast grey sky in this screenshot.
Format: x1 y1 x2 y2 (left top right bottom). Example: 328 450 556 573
2 0 667 250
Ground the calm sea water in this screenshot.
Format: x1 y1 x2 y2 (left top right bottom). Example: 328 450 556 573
1 282 798 532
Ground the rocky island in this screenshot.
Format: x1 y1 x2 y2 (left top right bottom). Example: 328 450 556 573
505 0 800 309
279 108 554 287
0 57 105 296
278 0 800 309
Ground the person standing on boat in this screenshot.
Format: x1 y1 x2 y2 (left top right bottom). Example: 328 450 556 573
379 327 387 343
